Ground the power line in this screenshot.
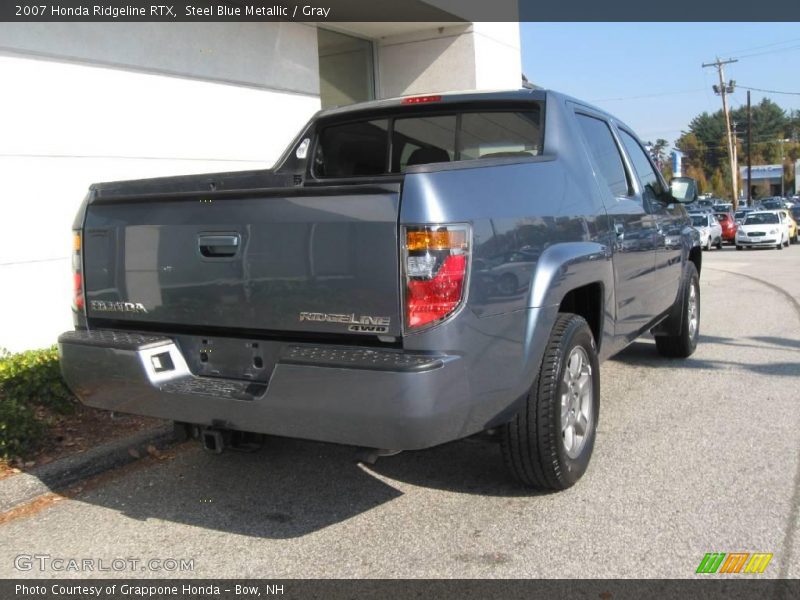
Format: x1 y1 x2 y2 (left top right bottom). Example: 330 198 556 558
738 85 800 96
590 88 706 102
722 36 800 57
731 44 800 60
684 139 795 151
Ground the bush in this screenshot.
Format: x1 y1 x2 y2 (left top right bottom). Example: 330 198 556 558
0 345 75 458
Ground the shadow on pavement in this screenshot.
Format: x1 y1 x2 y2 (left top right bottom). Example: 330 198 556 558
611 339 799 377
365 438 546 499
72 434 535 539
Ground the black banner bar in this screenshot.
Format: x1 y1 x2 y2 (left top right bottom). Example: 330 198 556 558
2 0 800 22
2 579 799 600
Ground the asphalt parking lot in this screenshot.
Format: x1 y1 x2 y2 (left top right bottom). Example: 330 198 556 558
1 245 799 579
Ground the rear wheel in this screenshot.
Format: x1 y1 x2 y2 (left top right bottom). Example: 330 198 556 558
501 313 599 490
655 262 700 359
716 237 723 249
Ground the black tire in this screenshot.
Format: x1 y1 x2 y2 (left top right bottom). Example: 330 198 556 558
704 238 712 251
655 262 700 359
736 245 742 251
716 237 723 249
777 242 783 250
501 313 599 490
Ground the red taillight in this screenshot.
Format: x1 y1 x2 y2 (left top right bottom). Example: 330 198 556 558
403 225 470 331
401 95 442 105
73 272 84 311
72 231 85 312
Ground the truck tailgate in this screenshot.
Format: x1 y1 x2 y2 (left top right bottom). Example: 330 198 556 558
82 184 403 338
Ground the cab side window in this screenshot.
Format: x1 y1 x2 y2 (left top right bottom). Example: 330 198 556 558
617 129 665 203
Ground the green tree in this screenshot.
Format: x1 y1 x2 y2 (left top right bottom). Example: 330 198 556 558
710 169 725 197
678 97 793 196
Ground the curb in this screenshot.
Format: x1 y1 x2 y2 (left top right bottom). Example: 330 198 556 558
0 424 177 514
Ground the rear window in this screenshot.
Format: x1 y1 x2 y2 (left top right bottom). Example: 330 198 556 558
312 107 543 178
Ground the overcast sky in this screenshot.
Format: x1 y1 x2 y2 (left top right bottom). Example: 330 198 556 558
520 22 800 148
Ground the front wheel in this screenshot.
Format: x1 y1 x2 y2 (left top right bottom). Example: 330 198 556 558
736 245 743 251
501 313 599 490
655 262 700 358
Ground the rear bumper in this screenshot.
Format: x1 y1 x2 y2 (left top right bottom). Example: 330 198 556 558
58 330 474 451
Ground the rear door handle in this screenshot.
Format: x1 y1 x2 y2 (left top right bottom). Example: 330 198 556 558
198 233 240 258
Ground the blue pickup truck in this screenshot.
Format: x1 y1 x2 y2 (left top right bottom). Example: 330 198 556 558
59 89 701 490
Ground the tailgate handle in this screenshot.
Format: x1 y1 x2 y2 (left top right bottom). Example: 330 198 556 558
198 234 240 258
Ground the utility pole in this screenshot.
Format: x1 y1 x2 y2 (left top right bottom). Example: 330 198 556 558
747 90 752 205
780 138 785 197
703 57 738 209
732 120 738 203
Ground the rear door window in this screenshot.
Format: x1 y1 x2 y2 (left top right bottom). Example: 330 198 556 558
575 114 630 198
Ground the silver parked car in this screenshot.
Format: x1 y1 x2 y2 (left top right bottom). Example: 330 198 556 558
689 212 723 250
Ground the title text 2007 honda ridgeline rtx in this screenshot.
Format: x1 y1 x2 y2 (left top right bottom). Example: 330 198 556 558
59 90 702 490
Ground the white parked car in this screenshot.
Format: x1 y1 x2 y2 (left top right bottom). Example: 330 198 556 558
689 212 723 250
735 211 789 250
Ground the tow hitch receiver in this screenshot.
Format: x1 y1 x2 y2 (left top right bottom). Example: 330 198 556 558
202 428 225 454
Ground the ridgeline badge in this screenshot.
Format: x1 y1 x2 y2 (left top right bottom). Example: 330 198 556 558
299 312 390 333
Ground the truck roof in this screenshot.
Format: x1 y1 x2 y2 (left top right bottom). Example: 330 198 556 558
317 88 548 118
316 88 622 130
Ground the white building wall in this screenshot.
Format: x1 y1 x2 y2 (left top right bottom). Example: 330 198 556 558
377 25 475 98
0 25 321 352
471 23 522 90
0 20 523 352
376 23 520 98
0 22 320 94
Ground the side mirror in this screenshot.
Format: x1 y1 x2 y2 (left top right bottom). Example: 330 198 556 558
669 177 698 203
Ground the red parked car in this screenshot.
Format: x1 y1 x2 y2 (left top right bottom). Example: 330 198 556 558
714 212 737 244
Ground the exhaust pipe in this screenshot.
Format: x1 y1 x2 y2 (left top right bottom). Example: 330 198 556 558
354 447 401 465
